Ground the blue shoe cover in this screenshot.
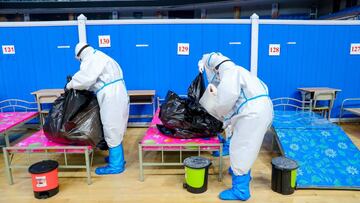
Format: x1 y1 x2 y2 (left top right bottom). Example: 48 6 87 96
96 144 126 175
104 156 109 163
228 167 233 175
212 148 229 157
219 171 251 201
217 134 226 143
213 136 230 157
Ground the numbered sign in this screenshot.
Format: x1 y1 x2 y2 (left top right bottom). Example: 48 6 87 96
177 43 190 55
269 44 280 56
2 45 15 55
98 35 111 48
350 43 360 55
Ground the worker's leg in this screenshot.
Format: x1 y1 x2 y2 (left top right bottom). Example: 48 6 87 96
95 84 129 175
219 101 273 200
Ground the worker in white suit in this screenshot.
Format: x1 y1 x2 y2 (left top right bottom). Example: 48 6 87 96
198 52 273 201
67 43 129 175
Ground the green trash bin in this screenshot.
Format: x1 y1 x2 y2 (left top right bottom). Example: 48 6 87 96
271 156 299 195
183 156 211 194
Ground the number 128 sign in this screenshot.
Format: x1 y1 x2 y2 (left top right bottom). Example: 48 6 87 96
98 35 111 48
177 43 190 55
2 45 15 55
269 44 280 56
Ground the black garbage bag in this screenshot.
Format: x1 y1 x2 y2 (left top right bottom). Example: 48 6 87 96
159 73 223 139
187 72 205 102
43 89 107 149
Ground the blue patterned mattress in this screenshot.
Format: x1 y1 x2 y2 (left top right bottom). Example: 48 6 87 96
273 110 360 190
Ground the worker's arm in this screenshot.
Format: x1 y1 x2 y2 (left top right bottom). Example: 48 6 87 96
214 68 241 117
67 58 107 90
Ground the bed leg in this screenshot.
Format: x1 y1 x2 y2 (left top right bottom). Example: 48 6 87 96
4 133 10 147
90 150 94 167
39 113 44 128
271 132 276 151
85 149 92 185
218 144 223 182
138 144 144 182
3 147 13 185
339 111 343 124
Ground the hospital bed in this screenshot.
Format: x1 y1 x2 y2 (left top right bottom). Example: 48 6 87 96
0 99 39 147
3 130 94 185
1 100 93 185
340 98 360 123
138 97 223 182
271 97 360 190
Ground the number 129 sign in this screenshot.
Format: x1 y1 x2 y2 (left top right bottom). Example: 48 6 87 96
269 44 280 56
177 43 190 55
2 45 15 55
98 35 111 48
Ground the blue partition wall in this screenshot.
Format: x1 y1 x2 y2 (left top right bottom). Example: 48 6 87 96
0 23 251 100
86 23 251 98
0 22 359 118
258 24 360 117
0 25 79 100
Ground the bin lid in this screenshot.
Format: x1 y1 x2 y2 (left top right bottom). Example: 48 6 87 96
271 156 298 171
184 156 211 169
29 160 59 174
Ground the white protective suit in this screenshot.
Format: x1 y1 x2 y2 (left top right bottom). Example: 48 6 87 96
67 45 129 148
199 52 273 176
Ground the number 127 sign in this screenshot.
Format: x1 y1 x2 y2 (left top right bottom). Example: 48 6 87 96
350 43 360 55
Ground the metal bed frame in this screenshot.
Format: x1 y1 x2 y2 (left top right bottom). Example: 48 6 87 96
138 143 223 182
138 96 223 182
340 98 360 123
272 97 312 111
1 99 94 185
271 97 313 154
0 99 38 147
271 98 360 190
3 146 94 185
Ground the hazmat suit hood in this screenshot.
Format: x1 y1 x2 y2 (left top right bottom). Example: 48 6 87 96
79 46 95 62
200 52 234 84
75 42 95 62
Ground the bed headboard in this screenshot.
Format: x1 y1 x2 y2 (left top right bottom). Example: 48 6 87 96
272 97 312 112
0 99 38 112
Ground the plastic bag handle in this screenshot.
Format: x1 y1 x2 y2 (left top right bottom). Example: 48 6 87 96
64 75 73 91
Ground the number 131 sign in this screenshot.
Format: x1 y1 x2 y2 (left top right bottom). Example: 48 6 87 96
2 45 15 55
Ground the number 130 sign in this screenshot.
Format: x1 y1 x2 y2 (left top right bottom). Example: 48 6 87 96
98 35 111 48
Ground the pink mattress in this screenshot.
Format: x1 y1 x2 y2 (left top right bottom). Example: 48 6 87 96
141 109 221 151
11 130 92 153
0 112 38 133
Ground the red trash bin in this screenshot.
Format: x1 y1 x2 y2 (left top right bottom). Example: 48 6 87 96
28 160 59 199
